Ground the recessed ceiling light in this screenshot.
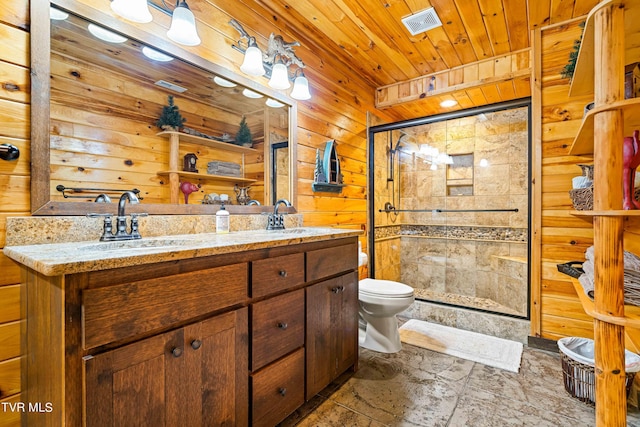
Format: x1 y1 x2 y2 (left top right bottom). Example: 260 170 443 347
440 99 458 108
50 7 69 20
88 24 127 43
142 47 173 62
213 76 237 87
266 98 285 108
242 89 263 99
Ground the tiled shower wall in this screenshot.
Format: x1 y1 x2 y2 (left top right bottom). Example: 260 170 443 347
373 106 529 318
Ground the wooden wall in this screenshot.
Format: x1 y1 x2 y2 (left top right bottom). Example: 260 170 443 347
0 0 29 425
1 0 625 425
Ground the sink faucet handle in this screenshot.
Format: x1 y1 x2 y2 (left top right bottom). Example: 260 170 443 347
87 213 114 240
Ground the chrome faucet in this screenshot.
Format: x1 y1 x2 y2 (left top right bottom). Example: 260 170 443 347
88 191 146 241
247 199 261 206
267 199 291 230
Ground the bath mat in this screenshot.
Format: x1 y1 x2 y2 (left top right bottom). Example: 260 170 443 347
399 319 523 373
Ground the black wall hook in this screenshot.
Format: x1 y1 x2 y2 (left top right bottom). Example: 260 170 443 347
0 144 19 161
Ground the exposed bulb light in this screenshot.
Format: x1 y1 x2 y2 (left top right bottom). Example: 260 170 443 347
268 61 291 90
479 158 489 167
142 47 173 62
240 41 266 76
266 98 285 108
111 0 152 23
50 7 69 20
88 24 127 43
242 88 263 99
440 99 458 108
290 71 311 100
166 1 201 46
430 163 438 171
213 76 237 87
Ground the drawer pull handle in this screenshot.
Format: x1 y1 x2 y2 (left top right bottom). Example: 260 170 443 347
191 339 202 350
278 270 288 277
278 387 287 396
277 322 288 330
332 286 345 293
171 347 183 358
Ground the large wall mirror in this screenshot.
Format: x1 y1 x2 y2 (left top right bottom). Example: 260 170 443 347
31 0 297 215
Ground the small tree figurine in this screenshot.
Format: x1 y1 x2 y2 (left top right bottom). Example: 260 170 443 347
156 95 186 131
235 116 252 147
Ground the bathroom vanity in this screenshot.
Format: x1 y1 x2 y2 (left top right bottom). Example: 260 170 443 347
4 228 360 426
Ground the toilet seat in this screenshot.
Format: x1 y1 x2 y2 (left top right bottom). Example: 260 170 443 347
359 278 414 298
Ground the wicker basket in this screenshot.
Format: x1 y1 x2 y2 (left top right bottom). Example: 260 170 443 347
559 337 638 406
569 185 593 210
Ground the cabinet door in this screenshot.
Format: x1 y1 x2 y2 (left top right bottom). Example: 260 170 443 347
305 271 358 399
84 328 182 427
181 307 249 427
84 308 248 427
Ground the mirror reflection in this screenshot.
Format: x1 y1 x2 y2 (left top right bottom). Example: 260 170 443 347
47 6 291 210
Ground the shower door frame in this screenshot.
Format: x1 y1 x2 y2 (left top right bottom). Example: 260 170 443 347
367 98 532 320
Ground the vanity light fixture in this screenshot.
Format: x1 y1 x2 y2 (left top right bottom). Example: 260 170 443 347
110 0 152 23
230 19 312 101
88 23 128 43
242 88 263 99
50 7 69 20
110 0 201 47
213 76 237 87
265 98 285 108
142 46 173 62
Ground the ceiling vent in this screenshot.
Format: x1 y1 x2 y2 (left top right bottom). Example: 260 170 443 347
401 7 442 36
154 80 187 93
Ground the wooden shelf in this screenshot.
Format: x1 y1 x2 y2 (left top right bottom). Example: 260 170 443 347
571 278 640 329
569 98 640 155
157 170 256 184
157 131 258 153
568 0 639 97
571 209 640 217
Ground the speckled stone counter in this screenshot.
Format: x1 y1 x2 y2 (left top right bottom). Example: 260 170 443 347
4 223 360 276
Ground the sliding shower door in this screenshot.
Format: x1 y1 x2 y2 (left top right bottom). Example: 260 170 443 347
369 99 530 319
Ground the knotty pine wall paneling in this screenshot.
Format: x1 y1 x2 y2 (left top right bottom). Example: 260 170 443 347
0 1 28 426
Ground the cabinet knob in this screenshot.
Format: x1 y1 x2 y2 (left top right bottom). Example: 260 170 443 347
191 339 202 350
277 322 288 330
171 347 183 358
278 387 287 396
278 270 288 277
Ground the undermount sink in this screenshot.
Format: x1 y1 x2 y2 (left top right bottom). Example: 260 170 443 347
78 239 194 252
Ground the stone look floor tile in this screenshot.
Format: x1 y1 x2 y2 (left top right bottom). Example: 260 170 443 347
283 344 640 426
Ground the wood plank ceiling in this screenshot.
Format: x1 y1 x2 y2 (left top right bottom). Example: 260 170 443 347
249 0 600 118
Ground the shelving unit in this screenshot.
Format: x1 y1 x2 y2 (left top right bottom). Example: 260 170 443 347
157 131 257 204
566 1 639 425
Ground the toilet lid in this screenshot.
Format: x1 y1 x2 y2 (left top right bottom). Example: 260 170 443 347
359 278 414 298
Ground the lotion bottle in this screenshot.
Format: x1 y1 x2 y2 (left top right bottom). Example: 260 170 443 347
216 203 230 234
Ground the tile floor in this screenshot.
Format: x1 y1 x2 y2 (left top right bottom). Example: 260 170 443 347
282 343 640 426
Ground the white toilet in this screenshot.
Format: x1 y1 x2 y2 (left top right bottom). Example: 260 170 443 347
358 278 414 353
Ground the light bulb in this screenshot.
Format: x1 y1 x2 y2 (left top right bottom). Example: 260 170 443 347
167 1 201 46
111 0 152 23
290 73 311 100
268 62 291 90
240 44 266 76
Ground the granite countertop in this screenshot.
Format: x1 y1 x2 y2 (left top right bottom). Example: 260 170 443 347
3 227 361 276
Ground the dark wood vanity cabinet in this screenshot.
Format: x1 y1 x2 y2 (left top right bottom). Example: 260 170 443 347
21 236 359 427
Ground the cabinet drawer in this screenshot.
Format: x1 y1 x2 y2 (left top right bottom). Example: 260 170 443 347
83 263 248 349
251 252 304 298
251 289 304 370
306 242 357 282
251 348 304 427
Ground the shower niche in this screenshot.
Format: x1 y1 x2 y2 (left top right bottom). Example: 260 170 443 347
446 153 474 196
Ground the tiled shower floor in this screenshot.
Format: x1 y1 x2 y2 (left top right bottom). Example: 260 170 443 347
414 288 524 317
281 344 640 426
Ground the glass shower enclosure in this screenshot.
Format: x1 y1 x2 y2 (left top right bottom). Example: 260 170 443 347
368 99 531 318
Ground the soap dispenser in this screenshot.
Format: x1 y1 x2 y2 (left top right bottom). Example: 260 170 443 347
216 203 230 234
